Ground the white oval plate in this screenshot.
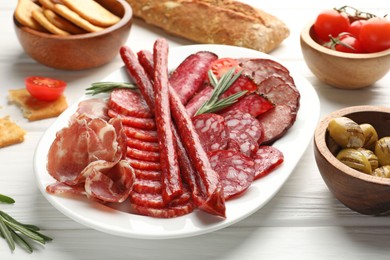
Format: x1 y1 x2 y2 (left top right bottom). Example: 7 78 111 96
34 44 320 239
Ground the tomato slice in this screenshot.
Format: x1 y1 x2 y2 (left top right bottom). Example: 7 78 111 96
210 58 241 79
25 76 67 101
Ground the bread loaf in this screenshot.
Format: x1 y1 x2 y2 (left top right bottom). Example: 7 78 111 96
126 0 289 53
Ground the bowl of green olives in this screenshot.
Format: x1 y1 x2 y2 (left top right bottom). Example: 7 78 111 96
314 105 390 215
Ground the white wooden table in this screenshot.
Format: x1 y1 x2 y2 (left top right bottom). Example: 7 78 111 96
1 1 390 259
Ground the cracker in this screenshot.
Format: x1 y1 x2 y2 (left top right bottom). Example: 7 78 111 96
38 0 64 10
53 3 105 32
15 0 47 32
43 8 86 34
61 0 120 27
31 8 70 35
8 88 68 121
0 116 26 148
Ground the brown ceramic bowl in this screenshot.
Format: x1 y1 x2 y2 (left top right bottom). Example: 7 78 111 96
13 0 132 70
300 21 390 89
314 106 390 215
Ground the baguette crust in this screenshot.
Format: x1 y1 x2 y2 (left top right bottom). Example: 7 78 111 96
126 0 289 53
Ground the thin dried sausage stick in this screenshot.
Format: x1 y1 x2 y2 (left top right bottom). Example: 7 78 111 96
153 38 183 202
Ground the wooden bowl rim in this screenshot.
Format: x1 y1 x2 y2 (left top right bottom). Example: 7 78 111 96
301 21 390 59
13 0 132 40
314 105 390 186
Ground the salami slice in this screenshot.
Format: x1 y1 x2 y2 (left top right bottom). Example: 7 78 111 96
223 111 263 143
256 75 285 95
169 51 218 105
192 113 229 153
257 105 296 144
134 169 162 181
123 126 158 142
208 150 255 200
227 129 259 157
252 146 284 180
263 83 300 114
109 88 153 118
108 109 157 130
130 188 192 209
126 147 160 162
219 74 257 99
127 137 160 152
127 157 162 171
132 200 194 218
185 85 213 118
218 93 274 118
132 179 162 194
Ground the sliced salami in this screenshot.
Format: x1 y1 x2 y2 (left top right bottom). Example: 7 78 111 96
127 137 160 152
208 150 255 200
123 126 159 142
218 93 274 118
228 129 259 157
252 146 284 180
132 179 162 194
256 75 285 95
223 111 263 143
257 105 296 144
108 88 153 118
132 200 194 218
134 169 162 181
130 188 192 209
126 147 160 162
108 109 156 130
192 113 229 153
219 74 257 99
265 83 300 114
185 85 213 118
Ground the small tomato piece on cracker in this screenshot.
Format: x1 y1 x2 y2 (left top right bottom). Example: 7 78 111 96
25 76 67 101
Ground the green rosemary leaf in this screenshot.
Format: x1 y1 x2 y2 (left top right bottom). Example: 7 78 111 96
86 82 137 95
0 216 15 252
3 218 48 244
0 211 40 231
0 194 15 204
9 228 33 254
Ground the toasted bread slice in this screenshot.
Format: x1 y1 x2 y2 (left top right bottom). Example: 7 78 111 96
0 116 26 148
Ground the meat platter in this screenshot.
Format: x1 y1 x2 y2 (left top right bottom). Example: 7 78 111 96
33 44 320 239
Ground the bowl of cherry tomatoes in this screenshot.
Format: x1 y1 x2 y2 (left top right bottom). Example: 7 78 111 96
300 6 390 89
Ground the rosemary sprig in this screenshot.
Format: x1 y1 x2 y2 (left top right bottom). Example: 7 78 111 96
195 68 247 116
0 195 52 253
86 82 137 95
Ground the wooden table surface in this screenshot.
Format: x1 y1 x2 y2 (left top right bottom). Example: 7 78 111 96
1 0 390 259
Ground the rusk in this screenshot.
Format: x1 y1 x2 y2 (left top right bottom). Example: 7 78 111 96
126 0 289 53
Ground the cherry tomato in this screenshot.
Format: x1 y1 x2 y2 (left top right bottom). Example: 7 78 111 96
334 35 364 53
359 17 390 53
314 9 350 42
25 76 67 101
348 19 367 38
210 58 240 79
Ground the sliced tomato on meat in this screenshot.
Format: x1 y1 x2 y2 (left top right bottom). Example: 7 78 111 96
210 58 241 79
25 76 67 101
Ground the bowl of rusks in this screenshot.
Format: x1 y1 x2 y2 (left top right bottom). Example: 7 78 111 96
13 0 133 70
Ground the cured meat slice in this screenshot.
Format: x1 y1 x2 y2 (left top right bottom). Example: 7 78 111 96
109 88 153 118
256 75 285 95
71 98 109 122
132 179 162 194
130 188 192 209
192 113 229 153
132 201 194 218
46 182 86 197
219 74 258 100
123 126 158 142
253 146 284 180
228 129 259 157
127 137 159 152
127 157 162 171
108 109 156 130
185 85 213 118
134 169 162 181
223 111 263 143
257 105 296 144
264 83 300 114
126 147 160 162
84 160 135 203
169 51 218 105
218 93 274 118
208 150 255 200
153 39 183 203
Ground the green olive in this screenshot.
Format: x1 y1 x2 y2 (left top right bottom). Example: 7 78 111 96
372 165 390 178
336 148 372 174
357 148 379 171
360 123 378 150
374 137 390 166
327 117 364 148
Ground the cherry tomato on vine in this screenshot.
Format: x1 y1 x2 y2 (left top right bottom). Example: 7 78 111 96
359 17 390 53
348 19 367 39
25 76 67 101
334 35 364 53
314 9 350 42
